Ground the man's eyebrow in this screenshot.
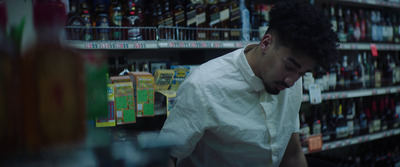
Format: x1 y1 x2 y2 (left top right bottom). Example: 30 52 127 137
287 57 301 69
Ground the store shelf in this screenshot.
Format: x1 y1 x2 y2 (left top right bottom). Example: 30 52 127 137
303 128 400 154
302 86 400 102
64 40 159 49
338 43 400 51
336 0 400 8
64 40 400 50
63 26 400 50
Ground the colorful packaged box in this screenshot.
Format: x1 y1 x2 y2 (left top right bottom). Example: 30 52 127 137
110 75 131 84
114 82 136 125
154 69 175 91
129 72 155 117
96 84 116 127
170 65 191 91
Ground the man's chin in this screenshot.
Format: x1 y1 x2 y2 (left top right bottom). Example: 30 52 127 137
265 86 280 95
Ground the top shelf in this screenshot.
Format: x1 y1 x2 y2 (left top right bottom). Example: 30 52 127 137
63 26 400 50
63 40 400 51
335 0 400 8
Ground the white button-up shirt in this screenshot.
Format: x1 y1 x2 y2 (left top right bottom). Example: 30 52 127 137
159 45 302 167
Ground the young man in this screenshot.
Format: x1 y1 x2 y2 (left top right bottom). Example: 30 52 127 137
159 2 338 167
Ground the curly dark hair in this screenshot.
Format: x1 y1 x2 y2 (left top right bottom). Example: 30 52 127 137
267 2 339 69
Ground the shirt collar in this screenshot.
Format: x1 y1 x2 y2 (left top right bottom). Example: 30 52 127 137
236 44 265 92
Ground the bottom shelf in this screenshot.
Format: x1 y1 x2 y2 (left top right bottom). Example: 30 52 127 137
303 127 400 154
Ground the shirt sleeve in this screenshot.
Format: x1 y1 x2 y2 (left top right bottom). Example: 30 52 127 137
158 79 208 159
292 79 302 133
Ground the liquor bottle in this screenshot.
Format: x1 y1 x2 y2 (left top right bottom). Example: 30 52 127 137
368 53 376 88
386 95 396 129
385 12 394 43
362 52 371 88
379 97 388 131
353 11 361 42
258 4 270 40
218 0 230 40
393 53 400 85
339 55 351 90
302 72 314 94
123 0 143 40
80 2 93 41
346 99 355 137
23 1 86 149
206 0 220 40
311 104 321 135
328 64 337 91
299 111 310 147
359 9 367 42
366 104 374 134
357 97 368 135
372 55 381 88
195 1 207 40
173 0 186 40
95 2 110 40
345 8 354 42
320 111 331 142
382 54 394 87
330 2 337 32
393 13 400 43
240 0 250 41
394 94 400 128
229 0 240 40
186 1 197 40
371 10 379 42
352 53 364 89
371 99 381 132
249 1 260 41
314 66 327 92
337 5 346 42
377 11 383 42
67 4 84 40
156 3 165 26
336 103 348 139
365 10 372 43
110 1 123 40
329 100 338 140
163 1 175 39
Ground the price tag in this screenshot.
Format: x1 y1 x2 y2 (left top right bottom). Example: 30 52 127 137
370 44 378 57
326 94 331 99
307 134 322 153
309 83 322 104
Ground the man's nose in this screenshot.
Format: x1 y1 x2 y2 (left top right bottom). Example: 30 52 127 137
284 75 300 88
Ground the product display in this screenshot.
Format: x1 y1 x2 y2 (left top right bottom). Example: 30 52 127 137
129 72 155 117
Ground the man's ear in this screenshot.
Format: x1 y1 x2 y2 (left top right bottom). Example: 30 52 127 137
260 34 272 53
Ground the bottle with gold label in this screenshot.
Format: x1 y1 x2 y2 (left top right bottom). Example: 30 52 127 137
195 0 207 40
218 0 230 40
174 0 186 40
163 1 175 39
123 0 143 40
186 1 197 40
95 2 110 40
110 0 123 40
80 2 93 41
229 0 240 40
206 0 220 40
67 4 84 40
